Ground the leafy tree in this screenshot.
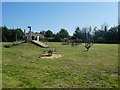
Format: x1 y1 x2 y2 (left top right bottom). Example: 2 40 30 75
93 25 118 43
57 28 69 39
52 34 61 42
105 26 118 43
51 29 69 42
118 25 120 43
40 30 46 35
73 27 88 42
45 30 54 37
2 26 24 42
73 27 81 39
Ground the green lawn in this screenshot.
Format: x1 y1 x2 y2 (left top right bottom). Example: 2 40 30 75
2 42 119 88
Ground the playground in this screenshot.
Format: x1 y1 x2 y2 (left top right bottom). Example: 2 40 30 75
2 42 118 88
1 1 119 88
2 25 119 88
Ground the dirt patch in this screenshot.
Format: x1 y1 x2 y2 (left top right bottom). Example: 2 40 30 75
24 43 30 48
39 54 62 59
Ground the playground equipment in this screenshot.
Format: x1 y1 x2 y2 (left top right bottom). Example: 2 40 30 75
32 40 48 48
43 48 56 56
25 26 48 48
62 38 70 45
39 48 61 59
4 41 25 48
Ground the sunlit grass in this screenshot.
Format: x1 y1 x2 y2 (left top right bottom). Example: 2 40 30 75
2 42 118 88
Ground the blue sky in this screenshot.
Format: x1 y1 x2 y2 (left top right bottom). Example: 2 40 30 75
2 2 118 35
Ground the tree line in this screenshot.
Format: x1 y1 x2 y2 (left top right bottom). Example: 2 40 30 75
40 24 119 44
1 24 120 44
1 26 24 42
72 25 119 44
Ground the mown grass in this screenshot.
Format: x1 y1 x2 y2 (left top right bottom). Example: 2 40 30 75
0 42 2 89
2 42 119 88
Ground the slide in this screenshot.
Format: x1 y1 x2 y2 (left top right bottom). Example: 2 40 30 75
32 40 48 48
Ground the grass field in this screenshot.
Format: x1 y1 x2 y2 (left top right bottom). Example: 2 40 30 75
2 42 119 88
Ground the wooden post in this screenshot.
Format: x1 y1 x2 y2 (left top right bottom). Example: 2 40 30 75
15 33 17 42
37 36 39 41
28 26 32 41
